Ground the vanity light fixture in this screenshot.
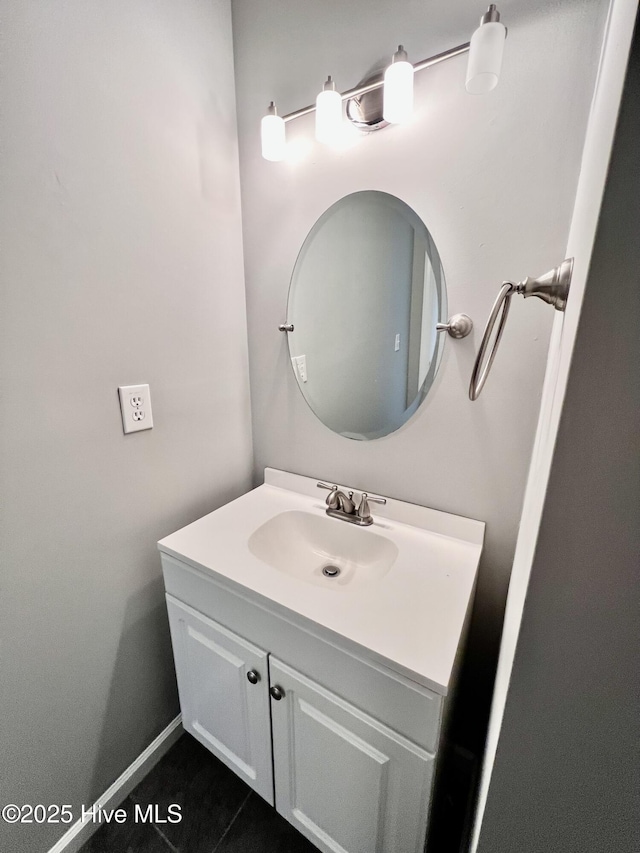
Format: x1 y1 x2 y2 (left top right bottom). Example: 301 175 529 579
260 101 286 161
260 4 506 160
466 4 507 94
315 76 343 144
383 46 414 125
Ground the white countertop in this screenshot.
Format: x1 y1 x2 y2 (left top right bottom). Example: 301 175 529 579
158 468 484 695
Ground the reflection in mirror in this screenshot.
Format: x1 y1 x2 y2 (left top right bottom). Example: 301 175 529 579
287 191 447 440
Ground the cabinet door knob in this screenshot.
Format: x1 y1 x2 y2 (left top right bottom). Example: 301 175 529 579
269 685 285 701
246 669 260 685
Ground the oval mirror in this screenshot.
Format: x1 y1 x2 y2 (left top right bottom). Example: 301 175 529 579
287 191 447 440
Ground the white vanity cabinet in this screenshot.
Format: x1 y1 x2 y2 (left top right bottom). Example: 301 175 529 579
269 658 434 853
159 469 484 853
167 595 434 853
166 596 274 804
163 569 439 853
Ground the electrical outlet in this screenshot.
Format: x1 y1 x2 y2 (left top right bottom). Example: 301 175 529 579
118 384 153 434
292 355 308 383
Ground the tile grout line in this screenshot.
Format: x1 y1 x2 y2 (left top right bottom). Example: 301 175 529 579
210 791 253 853
152 823 180 853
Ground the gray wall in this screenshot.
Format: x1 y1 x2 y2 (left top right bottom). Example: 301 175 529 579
0 2 251 851
231 0 609 746
477 24 640 853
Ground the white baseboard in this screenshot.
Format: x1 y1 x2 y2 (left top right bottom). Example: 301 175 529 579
47 715 183 853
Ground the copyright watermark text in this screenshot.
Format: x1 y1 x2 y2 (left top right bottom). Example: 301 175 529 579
1 803 182 825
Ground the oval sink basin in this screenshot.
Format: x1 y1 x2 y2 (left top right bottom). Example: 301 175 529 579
247 510 398 589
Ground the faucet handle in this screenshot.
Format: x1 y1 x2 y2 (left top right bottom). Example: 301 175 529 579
317 482 340 509
361 492 386 505
356 492 387 520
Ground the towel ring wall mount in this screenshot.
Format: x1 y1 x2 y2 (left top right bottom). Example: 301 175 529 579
469 258 574 401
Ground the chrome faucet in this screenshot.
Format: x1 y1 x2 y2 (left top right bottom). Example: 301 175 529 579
317 483 386 526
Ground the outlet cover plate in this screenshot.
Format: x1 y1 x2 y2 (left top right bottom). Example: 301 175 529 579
118 384 153 434
292 355 307 383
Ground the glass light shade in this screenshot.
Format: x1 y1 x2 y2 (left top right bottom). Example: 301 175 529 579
383 60 414 124
261 113 286 161
466 21 506 94
315 89 343 145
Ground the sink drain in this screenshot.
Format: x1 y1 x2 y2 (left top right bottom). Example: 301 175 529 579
322 565 341 578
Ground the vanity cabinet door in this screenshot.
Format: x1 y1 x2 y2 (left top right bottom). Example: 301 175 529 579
166 595 273 804
269 658 435 853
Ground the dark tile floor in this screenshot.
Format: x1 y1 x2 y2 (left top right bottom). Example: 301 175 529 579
79 733 316 853
80 731 471 852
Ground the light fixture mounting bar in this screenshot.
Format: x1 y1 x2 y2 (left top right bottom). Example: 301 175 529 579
413 41 470 73
281 41 471 124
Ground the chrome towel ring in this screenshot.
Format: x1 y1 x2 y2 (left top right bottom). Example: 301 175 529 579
469 258 574 401
469 282 515 401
